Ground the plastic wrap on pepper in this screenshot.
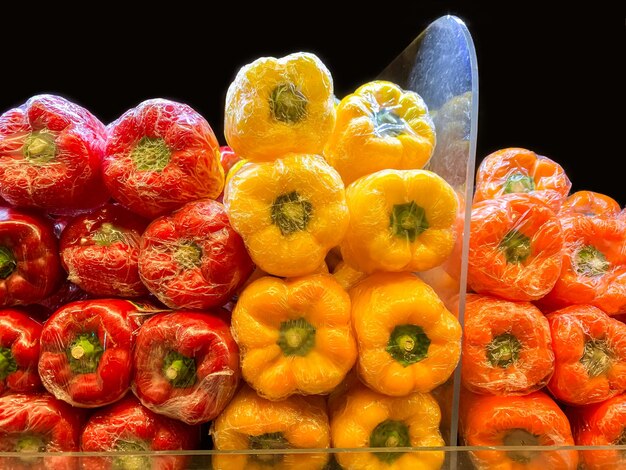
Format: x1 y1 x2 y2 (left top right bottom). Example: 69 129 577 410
133 310 239 425
224 153 348 277
231 274 356 400
559 190 622 218
211 384 330 470
38 299 142 407
80 394 199 470
138 199 253 309
0 207 62 307
60 204 149 298
103 99 224 219
0 309 42 393
0 94 110 215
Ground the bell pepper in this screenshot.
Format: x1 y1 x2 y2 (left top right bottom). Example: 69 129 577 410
60 204 149 298
38 299 141 407
103 98 224 219
32 281 90 320
331 260 366 291
231 274 356 400
138 199 253 309
0 207 62 307
211 384 330 470
462 294 554 396
568 393 626 470
80 395 199 470
220 145 242 174
559 190 622 218
460 391 578 470
341 169 458 274
350 271 461 396
0 392 83 470
0 309 42 394
546 305 626 405
474 147 571 212
0 94 110 214
324 80 436 186
224 52 335 162
538 215 626 315
133 310 240 425
224 153 348 277
329 380 444 470
468 193 564 301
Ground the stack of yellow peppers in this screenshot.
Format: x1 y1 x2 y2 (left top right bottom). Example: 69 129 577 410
213 51 462 470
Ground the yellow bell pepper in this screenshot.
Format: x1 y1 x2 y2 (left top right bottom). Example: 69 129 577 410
231 274 356 400
341 169 458 273
224 153 349 277
225 52 335 162
212 385 330 470
330 380 444 470
350 272 461 396
324 80 435 185
331 260 367 291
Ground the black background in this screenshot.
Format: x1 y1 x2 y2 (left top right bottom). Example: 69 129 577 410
2 4 623 205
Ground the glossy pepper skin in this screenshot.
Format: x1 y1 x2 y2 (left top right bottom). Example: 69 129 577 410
133 310 240 425
38 299 141 407
80 395 199 470
329 380 444 470
224 153 348 277
0 94 110 214
341 169 458 274
461 391 578 470
225 52 335 162
103 99 224 219
60 204 149 297
0 309 42 393
232 274 357 400
139 199 253 309
547 305 626 405
462 294 554 396
211 385 330 470
0 207 62 307
0 393 83 470
559 190 622 218
350 272 461 396
324 81 436 186
220 145 242 174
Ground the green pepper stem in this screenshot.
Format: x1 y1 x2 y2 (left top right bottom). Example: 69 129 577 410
574 245 610 277
0 246 17 280
67 333 104 374
499 230 532 264
373 108 406 137
580 340 612 377
369 420 410 463
23 131 57 164
277 318 316 357
0 347 18 380
131 136 171 171
503 173 535 194
503 429 540 463
486 333 522 368
386 324 430 367
269 83 308 124
16 436 46 453
389 201 429 243
162 350 196 388
114 441 149 470
174 242 203 270
249 432 289 465
271 191 313 236
92 223 125 247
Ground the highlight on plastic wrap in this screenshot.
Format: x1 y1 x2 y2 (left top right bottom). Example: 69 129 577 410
132 310 239 425
38 299 142 408
224 52 335 162
473 147 572 212
350 272 461 396
559 190 622 218
211 384 330 470
0 309 42 393
60 204 149 298
138 198 254 310
329 379 444 470
461 294 554 396
231 274 356 400
0 207 62 307
341 169 458 274
0 94 110 214
224 153 348 277
103 98 224 219
324 80 435 186
468 193 564 301
546 305 626 405
219 145 242 175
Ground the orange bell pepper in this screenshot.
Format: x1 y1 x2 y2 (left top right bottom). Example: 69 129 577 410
559 191 621 218
468 193 564 301
474 148 571 211
547 305 626 405
462 294 554 395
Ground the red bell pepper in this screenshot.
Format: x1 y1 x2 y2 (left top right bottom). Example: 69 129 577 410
30 281 91 321
0 207 62 307
0 309 42 393
60 204 149 297
0 392 83 470
80 394 199 470
133 310 240 425
138 199 253 309
219 145 242 174
103 98 224 219
38 299 141 407
0 94 110 214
